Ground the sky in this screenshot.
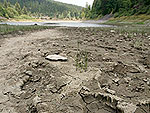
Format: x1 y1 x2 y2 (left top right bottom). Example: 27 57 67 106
54 0 94 7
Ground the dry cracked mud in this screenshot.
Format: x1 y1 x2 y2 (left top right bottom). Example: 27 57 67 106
0 27 150 113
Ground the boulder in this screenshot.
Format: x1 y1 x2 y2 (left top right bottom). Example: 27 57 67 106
46 55 67 61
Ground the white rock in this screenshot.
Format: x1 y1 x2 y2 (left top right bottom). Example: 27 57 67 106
25 71 32 76
110 30 115 33
46 55 67 61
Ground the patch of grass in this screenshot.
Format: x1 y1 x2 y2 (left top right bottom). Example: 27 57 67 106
105 14 150 26
0 24 56 35
136 22 145 25
75 41 88 72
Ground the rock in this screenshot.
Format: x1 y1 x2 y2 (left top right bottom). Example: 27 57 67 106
82 86 90 92
52 42 59 46
110 30 115 33
17 31 24 35
113 78 120 83
143 78 150 86
25 71 32 76
138 65 147 73
134 33 137 36
104 88 116 95
116 39 123 42
117 102 137 113
46 55 67 61
124 77 131 83
147 81 150 85
22 75 30 83
33 96 41 106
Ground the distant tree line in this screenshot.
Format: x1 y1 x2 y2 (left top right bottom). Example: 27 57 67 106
0 0 30 19
0 0 82 19
81 0 150 19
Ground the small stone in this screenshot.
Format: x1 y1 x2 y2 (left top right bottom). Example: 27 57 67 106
105 88 116 95
46 55 67 61
82 86 90 92
25 71 32 76
18 31 24 35
143 78 148 82
116 39 123 42
22 75 30 83
52 42 59 46
113 78 120 83
134 33 137 36
143 78 150 86
147 81 150 85
110 30 115 33
33 96 41 106
124 77 131 83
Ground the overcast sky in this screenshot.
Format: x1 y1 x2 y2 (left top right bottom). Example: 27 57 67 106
54 0 94 7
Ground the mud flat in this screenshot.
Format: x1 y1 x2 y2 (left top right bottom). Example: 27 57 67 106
0 26 150 113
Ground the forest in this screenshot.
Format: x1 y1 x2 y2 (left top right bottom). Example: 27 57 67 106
82 0 150 19
0 0 82 20
1 0 150 20
0 1 30 19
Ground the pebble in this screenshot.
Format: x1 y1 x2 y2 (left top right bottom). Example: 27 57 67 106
113 78 120 83
124 77 131 83
25 71 32 76
105 88 116 95
110 30 115 33
143 78 150 86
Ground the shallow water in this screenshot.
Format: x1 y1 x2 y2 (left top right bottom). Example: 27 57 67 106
0 21 113 27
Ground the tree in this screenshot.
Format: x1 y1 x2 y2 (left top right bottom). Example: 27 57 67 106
15 2 21 15
3 0 8 8
22 6 28 15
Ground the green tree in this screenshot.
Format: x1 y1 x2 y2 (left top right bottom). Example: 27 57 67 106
6 7 19 18
22 6 28 15
3 0 8 8
15 2 21 15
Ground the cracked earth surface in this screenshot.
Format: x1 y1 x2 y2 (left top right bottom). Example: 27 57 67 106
0 27 150 113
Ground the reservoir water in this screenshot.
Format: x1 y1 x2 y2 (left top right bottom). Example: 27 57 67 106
0 21 113 27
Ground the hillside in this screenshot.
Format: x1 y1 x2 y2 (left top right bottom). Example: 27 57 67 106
0 0 82 19
82 0 150 19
